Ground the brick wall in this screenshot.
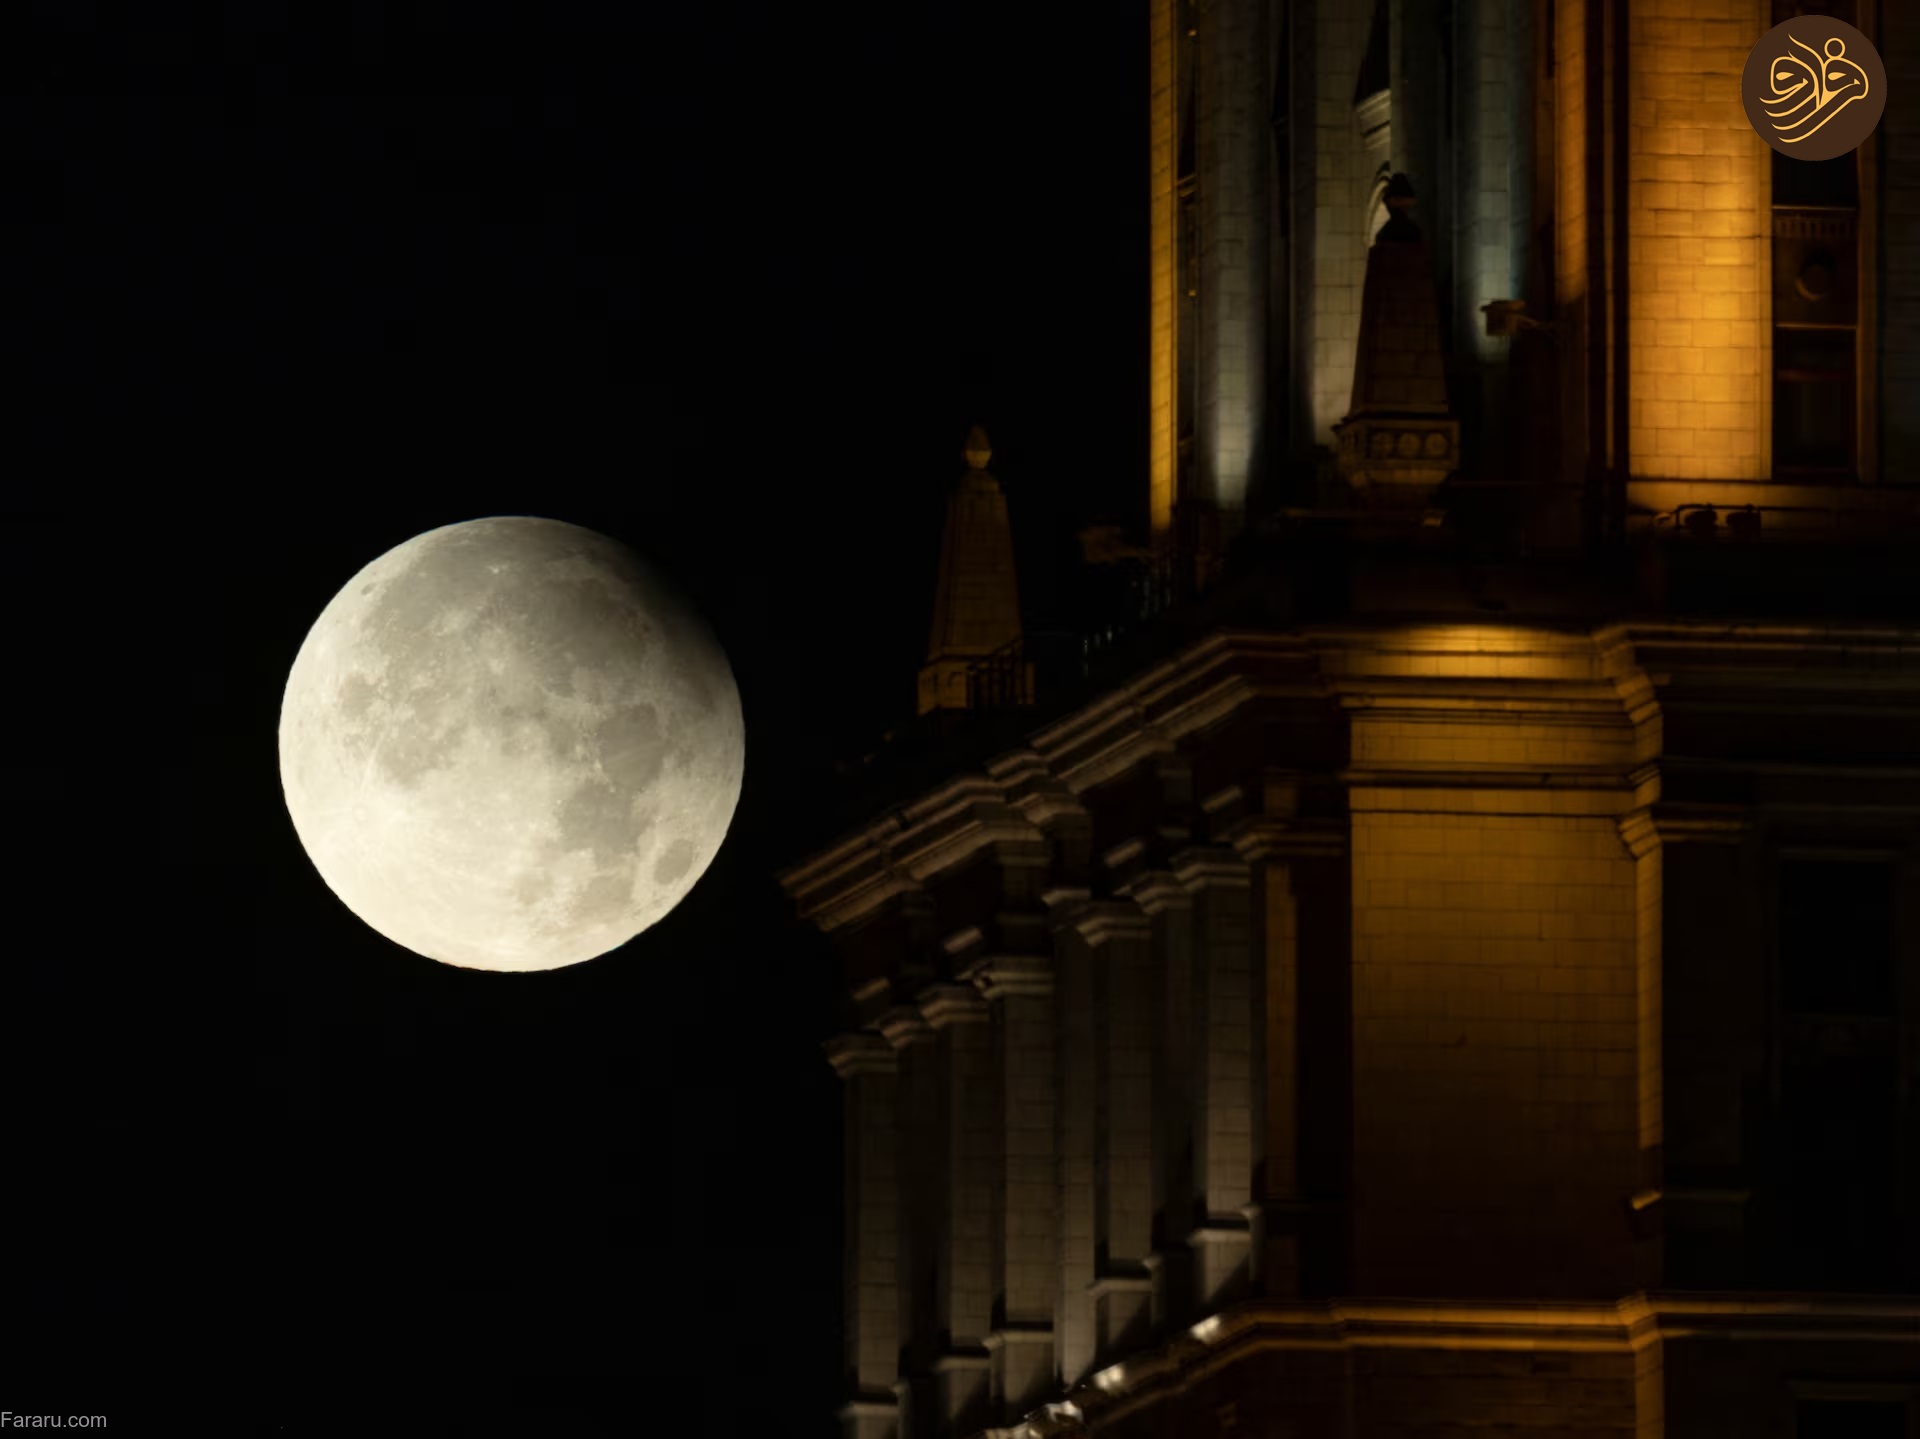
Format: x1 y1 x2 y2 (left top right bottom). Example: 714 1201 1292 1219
1626 0 1770 481
1350 806 1644 1298
1352 1347 1640 1436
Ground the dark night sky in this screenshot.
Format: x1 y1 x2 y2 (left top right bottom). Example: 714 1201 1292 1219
16 5 1143 1434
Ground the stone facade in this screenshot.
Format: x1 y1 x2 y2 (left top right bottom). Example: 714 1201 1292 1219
788 1 1920 1435
787 623 1920 1439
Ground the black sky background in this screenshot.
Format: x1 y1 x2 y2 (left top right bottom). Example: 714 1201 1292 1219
16 5 1144 1434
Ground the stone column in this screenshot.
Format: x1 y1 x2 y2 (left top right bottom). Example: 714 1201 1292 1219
966 952 1057 1421
920 984 994 1438
827 1031 902 1439
1079 902 1157 1362
879 1005 939 1439
1048 902 1098 1388
1195 0 1270 529
1129 870 1195 1329
1652 809 1757 1289
1177 846 1257 1309
1230 809 1352 1300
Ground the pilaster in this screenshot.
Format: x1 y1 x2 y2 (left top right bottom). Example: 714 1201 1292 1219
1075 901 1157 1365
827 1031 903 1439
920 983 996 1424
1044 893 1098 1390
1125 868 1197 1331
880 1005 940 1435
1174 845 1258 1310
1650 804 1760 1289
963 951 1058 1421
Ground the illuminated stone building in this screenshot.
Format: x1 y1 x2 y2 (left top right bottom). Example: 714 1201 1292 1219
780 2 1920 1436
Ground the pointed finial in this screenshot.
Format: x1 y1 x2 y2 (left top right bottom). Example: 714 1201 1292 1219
964 424 993 471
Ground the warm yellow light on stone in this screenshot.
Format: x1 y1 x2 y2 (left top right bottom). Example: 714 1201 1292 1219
1148 0 1179 541
1627 0 1770 480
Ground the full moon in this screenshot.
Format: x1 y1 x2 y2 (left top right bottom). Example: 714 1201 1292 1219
278 516 745 972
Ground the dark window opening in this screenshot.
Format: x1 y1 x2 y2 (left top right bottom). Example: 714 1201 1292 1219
1781 1042 1899 1286
1774 153 1859 210
1797 1399 1907 1439
1779 858 1895 1017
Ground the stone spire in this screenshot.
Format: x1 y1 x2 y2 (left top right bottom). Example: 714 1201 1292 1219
1333 175 1460 513
918 425 1030 715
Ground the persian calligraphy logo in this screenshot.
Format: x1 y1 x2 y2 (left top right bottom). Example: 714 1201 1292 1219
1742 18 1886 161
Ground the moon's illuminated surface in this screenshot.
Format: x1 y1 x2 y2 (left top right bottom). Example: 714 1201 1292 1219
278 516 745 972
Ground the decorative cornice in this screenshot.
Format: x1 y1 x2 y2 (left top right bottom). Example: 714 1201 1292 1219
1616 809 1661 861
931 1349 993 1373
784 621 1920 942
1651 805 1752 845
1123 870 1192 915
942 926 986 958
920 982 990 1029
1199 783 1246 818
1070 900 1153 948
1188 1217 1253 1245
876 1005 934 1050
1040 885 1095 920
836 1398 900 1421
1043 1293 1920 1433
1619 620 1920 657
1085 1271 1156 1299
779 634 1323 935
963 953 1054 1002
1222 815 1347 863
1172 846 1250 893
982 1321 1056 1351
823 1031 897 1080
1662 1186 1753 1205
1346 764 1661 819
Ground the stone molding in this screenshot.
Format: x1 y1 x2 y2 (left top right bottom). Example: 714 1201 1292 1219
1015 1293 1920 1436
920 983 990 1029
824 1031 898 1079
783 622 1920 935
876 1005 935 1050
962 954 1055 1003
1171 846 1251 893
1120 870 1193 915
